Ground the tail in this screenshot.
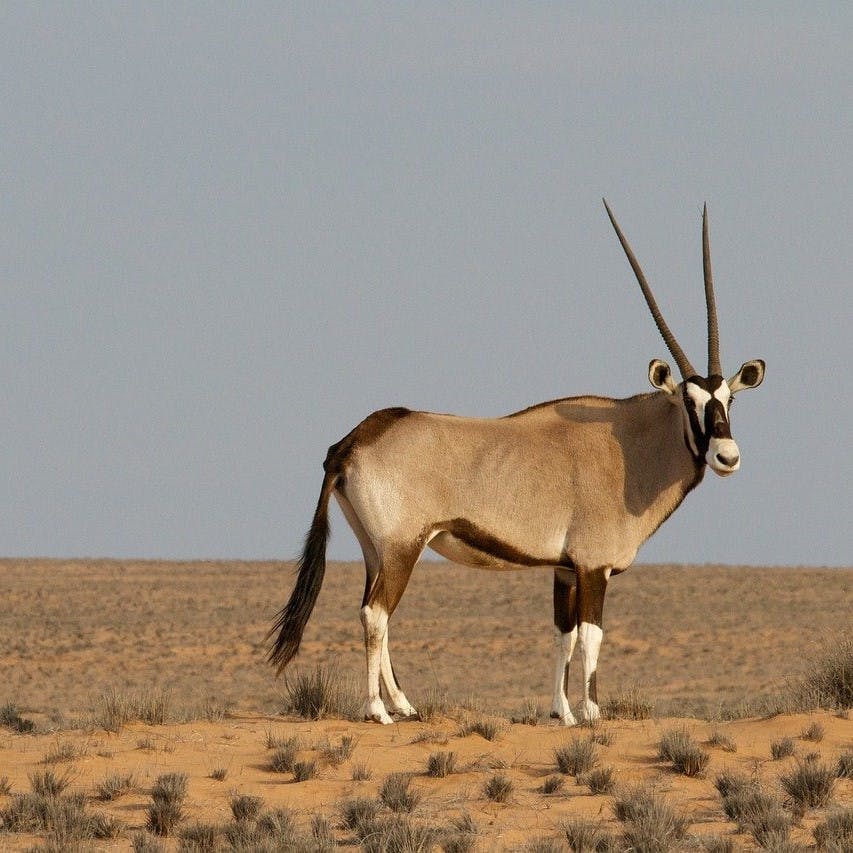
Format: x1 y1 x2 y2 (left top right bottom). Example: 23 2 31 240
267 470 337 673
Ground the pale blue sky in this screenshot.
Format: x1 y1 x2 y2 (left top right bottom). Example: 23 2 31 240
2 5 850 566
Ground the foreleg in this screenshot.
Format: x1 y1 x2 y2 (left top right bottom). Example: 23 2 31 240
550 568 578 725
576 567 610 722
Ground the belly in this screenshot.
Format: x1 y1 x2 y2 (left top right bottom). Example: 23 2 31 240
427 531 550 571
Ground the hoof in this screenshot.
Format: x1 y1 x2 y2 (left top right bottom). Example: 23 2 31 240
364 712 395 725
578 700 600 723
392 708 421 722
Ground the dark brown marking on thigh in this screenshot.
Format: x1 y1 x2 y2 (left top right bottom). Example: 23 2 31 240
324 407 413 476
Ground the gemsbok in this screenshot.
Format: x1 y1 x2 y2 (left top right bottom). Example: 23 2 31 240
268 201 765 725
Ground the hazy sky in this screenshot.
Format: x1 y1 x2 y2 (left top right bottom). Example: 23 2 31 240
2 5 850 567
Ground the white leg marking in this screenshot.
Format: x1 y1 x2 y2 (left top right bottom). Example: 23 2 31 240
550 625 578 726
578 622 603 722
380 626 418 718
360 604 394 724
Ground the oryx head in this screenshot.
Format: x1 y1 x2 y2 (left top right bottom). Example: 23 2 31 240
604 200 765 477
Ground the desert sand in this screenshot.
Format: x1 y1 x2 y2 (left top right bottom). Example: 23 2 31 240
0 559 850 850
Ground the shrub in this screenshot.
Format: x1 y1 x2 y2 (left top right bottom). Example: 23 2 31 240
361 815 437 853
292 759 318 782
541 774 565 794
29 769 73 798
426 750 457 778
441 812 478 853
483 773 513 803
813 808 853 851
351 761 372 781
719 784 791 846
771 736 796 759
612 784 689 852
601 685 654 720
95 771 135 800
458 715 504 741
800 720 825 742
146 772 188 836
230 793 263 822
837 750 853 778
380 772 421 813
209 767 228 781
793 633 853 710
706 730 737 752
780 758 836 810
177 821 219 852
562 817 617 852
658 726 710 776
268 737 300 773
0 702 36 733
555 737 598 776
319 733 357 765
584 766 616 795
283 663 360 720
339 796 381 839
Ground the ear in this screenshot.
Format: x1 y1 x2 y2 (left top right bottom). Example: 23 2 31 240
728 359 765 393
649 359 679 394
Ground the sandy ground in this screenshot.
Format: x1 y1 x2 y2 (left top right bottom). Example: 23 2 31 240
0 559 850 850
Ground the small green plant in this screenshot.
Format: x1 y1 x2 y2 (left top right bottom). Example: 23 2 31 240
146 772 188 836
813 808 853 850
706 730 737 752
541 774 565 794
658 726 710 776
380 772 421 813
230 793 263 822
0 702 36 733
483 773 513 803
780 757 836 810
95 771 135 800
426 750 457 778
601 685 654 720
555 736 598 776
771 736 796 759
292 759 318 782
800 720 825 742
584 765 616 795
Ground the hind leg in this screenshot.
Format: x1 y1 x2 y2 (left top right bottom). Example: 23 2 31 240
360 545 419 724
551 568 578 725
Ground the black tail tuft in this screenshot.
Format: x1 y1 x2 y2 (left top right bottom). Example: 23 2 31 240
267 472 336 673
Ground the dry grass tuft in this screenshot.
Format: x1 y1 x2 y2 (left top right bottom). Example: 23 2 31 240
0 701 36 733
771 736 796 759
836 750 853 778
562 816 617 852
292 759 318 782
425 750 457 778
229 793 263 822
95 771 135 801
483 773 513 803
176 820 219 852
780 757 836 810
813 808 853 851
657 726 710 776
555 736 598 776
706 730 737 752
94 686 171 731
146 772 188 836
380 772 421 813
612 784 689 851
458 714 505 741
792 633 853 711
282 663 361 721
267 736 300 773
541 774 565 795
800 720 825 742
601 685 654 720
583 765 616 795
318 733 357 766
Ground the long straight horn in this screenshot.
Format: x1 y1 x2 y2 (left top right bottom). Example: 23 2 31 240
702 204 721 376
603 199 696 379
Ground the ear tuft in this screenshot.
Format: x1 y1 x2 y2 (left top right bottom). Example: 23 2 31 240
649 359 678 394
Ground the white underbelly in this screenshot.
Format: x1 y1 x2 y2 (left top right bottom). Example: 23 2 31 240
427 531 535 571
